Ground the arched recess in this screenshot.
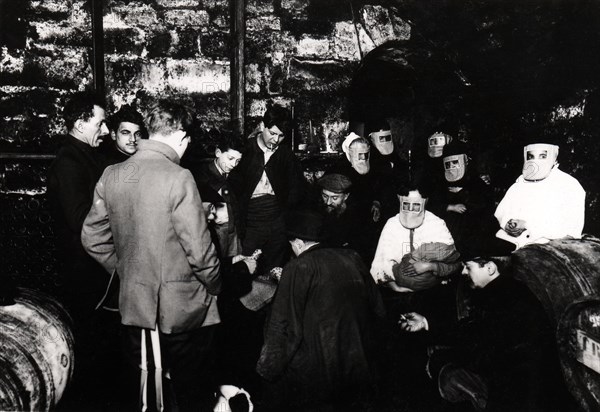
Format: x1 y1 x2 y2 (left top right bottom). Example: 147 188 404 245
348 39 468 163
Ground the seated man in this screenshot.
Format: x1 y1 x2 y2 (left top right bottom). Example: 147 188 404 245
103 104 146 165
494 134 585 249
366 119 409 222
371 185 461 292
316 173 367 257
257 210 385 411
399 256 561 412
427 141 496 257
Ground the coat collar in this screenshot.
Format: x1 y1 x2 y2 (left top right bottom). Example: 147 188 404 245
137 139 181 164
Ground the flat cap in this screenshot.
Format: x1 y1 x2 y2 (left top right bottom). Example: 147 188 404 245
317 173 352 193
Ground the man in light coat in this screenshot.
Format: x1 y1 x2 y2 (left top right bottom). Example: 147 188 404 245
81 100 221 411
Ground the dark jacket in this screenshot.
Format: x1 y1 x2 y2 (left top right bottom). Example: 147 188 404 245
427 173 496 256
188 158 242 235
425 274 557 411
257 245 385 408
81 140 221 333
228 137 305 236
47 135 109 306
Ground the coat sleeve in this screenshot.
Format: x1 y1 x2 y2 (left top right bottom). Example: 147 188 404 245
171 169 222 295
81 176 117 274
52 153 97 236
256 260 312 381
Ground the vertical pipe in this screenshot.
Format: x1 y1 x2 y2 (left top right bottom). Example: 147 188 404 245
230 0 245 139
91 0 105 102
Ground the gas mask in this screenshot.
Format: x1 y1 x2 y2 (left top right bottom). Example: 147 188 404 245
369 130 393 155
443 154 468 182
522 143 558 181
428 132 452 158
342 132 370 175
398 191 427 229
349 144 370 175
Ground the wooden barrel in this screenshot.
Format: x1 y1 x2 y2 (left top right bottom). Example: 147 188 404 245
557 295 600 412
511 237 600 325
511 237 600 411
0 288 74 411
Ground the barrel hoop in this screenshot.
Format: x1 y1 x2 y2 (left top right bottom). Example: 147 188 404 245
0 312 53 410
0 356 28 411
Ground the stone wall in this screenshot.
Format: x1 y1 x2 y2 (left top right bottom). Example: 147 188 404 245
0 0 410 277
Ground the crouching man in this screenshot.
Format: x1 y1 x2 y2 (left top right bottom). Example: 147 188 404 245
256 210 385 411
399 256 562 411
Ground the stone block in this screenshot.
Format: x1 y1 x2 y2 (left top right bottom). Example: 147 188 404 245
332 21 375 61
104 27 145 55
284 58 356 94
140 59 168 94
247 99 268 118
211 11 229 29
164 9 210 27
281 0 309 13
361 5 410 46
188 92 229 124
201 0 229 9
29 21 89 46
295 36 330 58
247 0 274 16
245 63 262 94
1 50 25 80
68 1 91 28
157 0 201 7
247 16 281 32
165 59 229 94
29 0 71 15
110 3 159 27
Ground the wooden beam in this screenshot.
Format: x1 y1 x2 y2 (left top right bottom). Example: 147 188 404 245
91 0 105 101
230 0 245 138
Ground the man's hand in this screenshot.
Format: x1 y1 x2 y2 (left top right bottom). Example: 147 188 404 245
412 261 433 274
447 203 467 214
399 312 428 332
371 202 381 223
398 259 418 277
505 219 527 237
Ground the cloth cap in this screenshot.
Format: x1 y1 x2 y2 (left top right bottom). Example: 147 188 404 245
317 173 352 193
285 210 324 241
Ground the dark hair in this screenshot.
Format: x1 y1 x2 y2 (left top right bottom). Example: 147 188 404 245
145 100 193 137
215 134 245 154
109 105 146 136
263 104 291 136
63 92 104 131
395 181 431 199
467 256 511 273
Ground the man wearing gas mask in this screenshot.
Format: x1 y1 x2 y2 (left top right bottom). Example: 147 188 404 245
494 135 585 249
367 119 409 223
371 186 462 293
328 132 385 262
428 141 496 257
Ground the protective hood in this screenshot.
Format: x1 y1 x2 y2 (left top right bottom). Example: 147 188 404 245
443 154 468 182
522 143 558 181
398 191 427 229
342 132 370 175
369 129 393 155
428 132 452 158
